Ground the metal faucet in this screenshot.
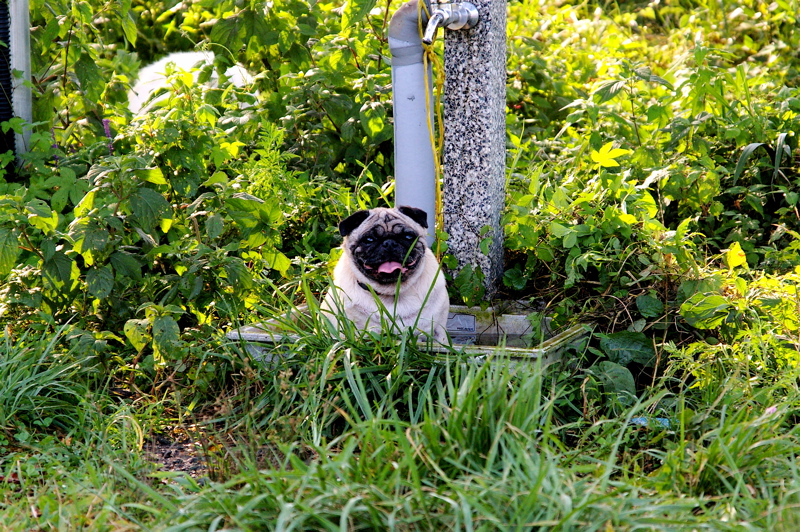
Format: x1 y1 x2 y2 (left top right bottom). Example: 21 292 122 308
421 0 480 45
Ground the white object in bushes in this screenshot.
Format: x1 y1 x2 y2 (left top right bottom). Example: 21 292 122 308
127 51 254 114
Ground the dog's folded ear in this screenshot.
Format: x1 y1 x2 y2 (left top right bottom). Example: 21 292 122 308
339 210 371 236
397 206 428 229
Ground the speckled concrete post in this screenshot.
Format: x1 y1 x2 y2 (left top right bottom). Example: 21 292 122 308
442 0 506 298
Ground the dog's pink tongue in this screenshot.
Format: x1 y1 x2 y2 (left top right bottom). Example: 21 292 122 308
377 261 404 274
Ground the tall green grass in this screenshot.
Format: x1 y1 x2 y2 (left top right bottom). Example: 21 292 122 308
0 327 90 438
106 343 799 530
0 329 162 530
2 314 800 529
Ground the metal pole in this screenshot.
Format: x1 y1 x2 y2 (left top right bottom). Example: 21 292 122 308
11 0 32 155
389 0 436 244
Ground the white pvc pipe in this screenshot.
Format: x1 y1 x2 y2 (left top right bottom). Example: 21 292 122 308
389 0 436 245
10 0 31 155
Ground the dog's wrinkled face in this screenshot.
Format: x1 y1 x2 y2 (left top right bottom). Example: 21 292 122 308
340 206 428 286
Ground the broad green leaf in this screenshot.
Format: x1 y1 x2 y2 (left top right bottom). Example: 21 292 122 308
86 265 115 299
223 258 253 291
206 213 224 240
69 218 110 265
324 94 355 129
636 294 664 318
479 236 490 255
203 172 229 187
725 241 747 270
129 187 171 233
503 268 528 291
73 1 92 23
210 16 244 56
226 195 264 232
26 199 58 234
589 361 636 407
50 167 78 213
124 318 151 353
551 187 571 209
359 103 391 143
342 0 378 33
563 231 578 249
43 251 79 291
633 66 674 90
51 188 69 214
677 276 724 305
454 264 485 306
210 9 270 52
163 304 185 315
593 79 627 104
240 8 272 47
0 228 18 276
733 276 748 297
617 212 638 226
40 238 56 262
264 251 291 276
648 74 673 90
674 217 693 242
27 211 58 234
318 48 349 86
646 104 668 124
74 190 96 217
134 168 167 185
515 224 539 247
152 315 182 363
633 66 653 82
74 53 104 102
637 191 658 218
118 0 137 46
257 200 283 225
680 292 731 329
42 15 60 43
220 141 244 158
111 251 142 281
591 142 631 168
550 222 573 238
535 245 554 262
187 275 204 301
243 231 269 248
197 104 218 127
600 331 656 366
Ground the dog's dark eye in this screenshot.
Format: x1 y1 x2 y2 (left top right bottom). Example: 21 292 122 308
364 236 375 244
403 234 416 242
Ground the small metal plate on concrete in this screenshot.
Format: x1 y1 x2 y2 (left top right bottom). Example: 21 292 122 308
447 312 477 344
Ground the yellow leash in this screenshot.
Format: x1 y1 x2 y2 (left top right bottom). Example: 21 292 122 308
417 0 446 257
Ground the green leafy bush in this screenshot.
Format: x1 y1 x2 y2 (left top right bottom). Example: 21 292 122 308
503 2 800 311
1 77 293 386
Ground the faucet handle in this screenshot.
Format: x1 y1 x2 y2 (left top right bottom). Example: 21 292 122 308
421 1 479 46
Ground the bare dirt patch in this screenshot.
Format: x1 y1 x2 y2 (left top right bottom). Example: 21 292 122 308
144 425 319 481
145 427 210 479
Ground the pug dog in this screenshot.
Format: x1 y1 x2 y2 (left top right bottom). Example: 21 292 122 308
321 206 449 342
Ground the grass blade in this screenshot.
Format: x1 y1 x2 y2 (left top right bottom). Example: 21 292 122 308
733 142 766 185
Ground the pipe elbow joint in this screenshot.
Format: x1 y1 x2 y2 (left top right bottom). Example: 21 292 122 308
388 0 429 65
